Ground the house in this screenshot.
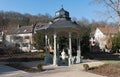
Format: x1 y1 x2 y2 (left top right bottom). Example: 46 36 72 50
0 26 7 48
0 23 47 52
90 27 118 52
4 25 35 52
0 32 3 47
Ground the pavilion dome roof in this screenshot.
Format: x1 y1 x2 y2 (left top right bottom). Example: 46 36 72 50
35 7 85 32
54 7 71 21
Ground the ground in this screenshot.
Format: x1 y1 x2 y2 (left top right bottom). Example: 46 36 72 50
0 52 120 77
84 52 120 77
89 63 120 77
0 61 105 77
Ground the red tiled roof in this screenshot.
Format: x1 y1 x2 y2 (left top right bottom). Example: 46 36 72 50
98 27 118 34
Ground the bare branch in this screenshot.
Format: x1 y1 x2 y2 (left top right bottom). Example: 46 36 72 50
104 0 115 11
92 0 120 26
109 0 115 5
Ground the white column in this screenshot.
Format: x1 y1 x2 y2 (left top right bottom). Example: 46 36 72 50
68 32 72 66
48 38 50 53
76 35 82 63
57 43 60 63
47 38 51 61
53 33 57 66
45 34 49 64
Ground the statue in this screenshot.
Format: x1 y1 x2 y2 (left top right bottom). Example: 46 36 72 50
61 49 66 60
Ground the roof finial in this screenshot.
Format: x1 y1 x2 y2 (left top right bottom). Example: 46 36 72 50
61 4 63 8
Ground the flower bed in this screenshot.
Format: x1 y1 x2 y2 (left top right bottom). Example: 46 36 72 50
89 63 120 77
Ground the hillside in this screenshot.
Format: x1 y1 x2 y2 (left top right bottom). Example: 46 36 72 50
0 11 52 29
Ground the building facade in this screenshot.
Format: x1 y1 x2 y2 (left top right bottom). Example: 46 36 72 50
90 27 118 52
2 24 36 52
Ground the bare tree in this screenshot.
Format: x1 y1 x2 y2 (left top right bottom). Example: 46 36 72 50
93 0 120 29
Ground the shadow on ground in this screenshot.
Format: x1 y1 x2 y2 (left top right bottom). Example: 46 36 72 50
84 52 120 61
0 64 19 75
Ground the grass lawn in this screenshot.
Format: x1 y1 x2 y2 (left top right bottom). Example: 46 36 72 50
100 60 120 64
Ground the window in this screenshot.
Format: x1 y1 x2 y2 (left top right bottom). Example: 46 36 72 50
24 36 29 39
14 36 23 42
22 43 28 47
14 36 22 40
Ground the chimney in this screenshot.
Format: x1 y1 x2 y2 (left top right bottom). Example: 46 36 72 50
32 23 37 34
1 31 4 36
17 24 21 29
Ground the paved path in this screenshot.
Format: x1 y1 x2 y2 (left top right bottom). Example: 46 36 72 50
0 64 27 77
0 61 106 77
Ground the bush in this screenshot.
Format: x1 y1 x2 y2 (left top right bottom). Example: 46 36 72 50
0 48 6 55
36 63 43 71
83 64 89 71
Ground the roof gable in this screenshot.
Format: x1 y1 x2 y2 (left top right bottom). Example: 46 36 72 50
17 26 33 34
98 27 118 35
6 25 34 35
